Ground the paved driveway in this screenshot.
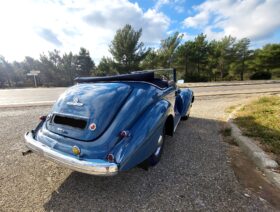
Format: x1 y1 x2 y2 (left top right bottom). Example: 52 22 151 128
0 92 276 211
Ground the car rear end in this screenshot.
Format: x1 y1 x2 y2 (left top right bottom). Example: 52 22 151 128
24 82 133 175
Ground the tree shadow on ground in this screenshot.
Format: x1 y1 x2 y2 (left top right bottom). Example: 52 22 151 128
43 116 273 211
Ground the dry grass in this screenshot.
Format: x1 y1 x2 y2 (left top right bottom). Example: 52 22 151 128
234 96 280 155
225 105 238 114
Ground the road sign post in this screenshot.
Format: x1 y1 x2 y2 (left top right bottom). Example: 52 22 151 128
27 70 40 87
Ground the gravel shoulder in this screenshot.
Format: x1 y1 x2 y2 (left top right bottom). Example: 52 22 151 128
0 94 276 211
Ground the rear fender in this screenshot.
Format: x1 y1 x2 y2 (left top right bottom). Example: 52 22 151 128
33 119 45 136
179 88 193 116
112 100 171 171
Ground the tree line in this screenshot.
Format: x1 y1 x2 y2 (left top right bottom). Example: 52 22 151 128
0 48 94 87
0 24 279 88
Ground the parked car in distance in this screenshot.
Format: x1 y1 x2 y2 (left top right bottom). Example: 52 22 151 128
24 69 194 176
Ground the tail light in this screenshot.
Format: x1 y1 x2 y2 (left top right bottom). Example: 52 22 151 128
119 130 129 138
107 154 115 162
89 123 97 131
39 115 46 121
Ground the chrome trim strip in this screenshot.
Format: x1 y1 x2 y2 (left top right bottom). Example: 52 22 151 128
24 132 118 176
124 81 175 90
66 102 84 106
173 118 180 133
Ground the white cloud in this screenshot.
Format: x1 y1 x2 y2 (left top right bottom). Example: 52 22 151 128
183 0 280 41
154 0 171 11
180 32 196 41
154 0 186 13
174 6 185 13
0 0 170 63
184 10 210 28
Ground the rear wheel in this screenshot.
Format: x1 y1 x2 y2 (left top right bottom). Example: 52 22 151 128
147 127 165 167
181 113 189 120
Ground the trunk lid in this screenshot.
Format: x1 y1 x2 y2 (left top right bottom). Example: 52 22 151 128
46 83 132 141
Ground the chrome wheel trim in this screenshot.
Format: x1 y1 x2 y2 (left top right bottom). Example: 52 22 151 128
154 135 163 156
154 146 162 156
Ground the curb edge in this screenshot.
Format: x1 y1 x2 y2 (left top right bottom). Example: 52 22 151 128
227 106 280 189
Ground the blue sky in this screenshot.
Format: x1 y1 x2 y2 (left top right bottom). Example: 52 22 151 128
0 0 279 63
135 0 206 36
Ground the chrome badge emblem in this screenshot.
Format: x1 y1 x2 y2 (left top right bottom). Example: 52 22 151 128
73 96 79 103
67 96 84 106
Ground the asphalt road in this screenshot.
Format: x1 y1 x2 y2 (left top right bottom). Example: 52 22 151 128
0 82 279 211
192 83 280 96
0 81 279 106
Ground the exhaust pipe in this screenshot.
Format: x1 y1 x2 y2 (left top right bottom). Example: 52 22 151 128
22 149 33 156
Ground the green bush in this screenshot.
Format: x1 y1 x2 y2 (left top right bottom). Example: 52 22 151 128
249 71 272 80
223 75 237 81
185 73 209 82
271 68 280 78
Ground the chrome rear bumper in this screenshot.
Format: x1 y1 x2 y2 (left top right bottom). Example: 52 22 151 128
24 132 118 176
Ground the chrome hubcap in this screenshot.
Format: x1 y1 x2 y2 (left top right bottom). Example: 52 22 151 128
154 135 163 156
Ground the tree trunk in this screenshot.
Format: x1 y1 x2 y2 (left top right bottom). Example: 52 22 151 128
184 57 188 80
220 64 224 79
5 72 11 87
185 60 188 80
241 56 245 81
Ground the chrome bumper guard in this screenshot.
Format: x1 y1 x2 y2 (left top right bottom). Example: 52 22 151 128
24 132 118 176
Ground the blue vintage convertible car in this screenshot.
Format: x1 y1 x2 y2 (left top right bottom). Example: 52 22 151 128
24 69 194 176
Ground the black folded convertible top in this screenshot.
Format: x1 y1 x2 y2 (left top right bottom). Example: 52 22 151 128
75 71 154 83
74 71 169 88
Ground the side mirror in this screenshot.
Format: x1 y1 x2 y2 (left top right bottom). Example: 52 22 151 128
177 79 184 84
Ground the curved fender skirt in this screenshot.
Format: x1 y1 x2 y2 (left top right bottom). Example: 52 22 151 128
24 132 118 176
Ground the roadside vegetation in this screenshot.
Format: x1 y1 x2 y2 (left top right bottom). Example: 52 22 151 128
1 24 280 88
234 96 280 155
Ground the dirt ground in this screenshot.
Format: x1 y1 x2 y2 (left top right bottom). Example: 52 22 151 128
223 130 280 210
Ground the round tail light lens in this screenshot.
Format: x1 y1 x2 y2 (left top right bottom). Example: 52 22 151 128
89 123 97 131
107 154 115 162
39 115 46 121
119 130 129 138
